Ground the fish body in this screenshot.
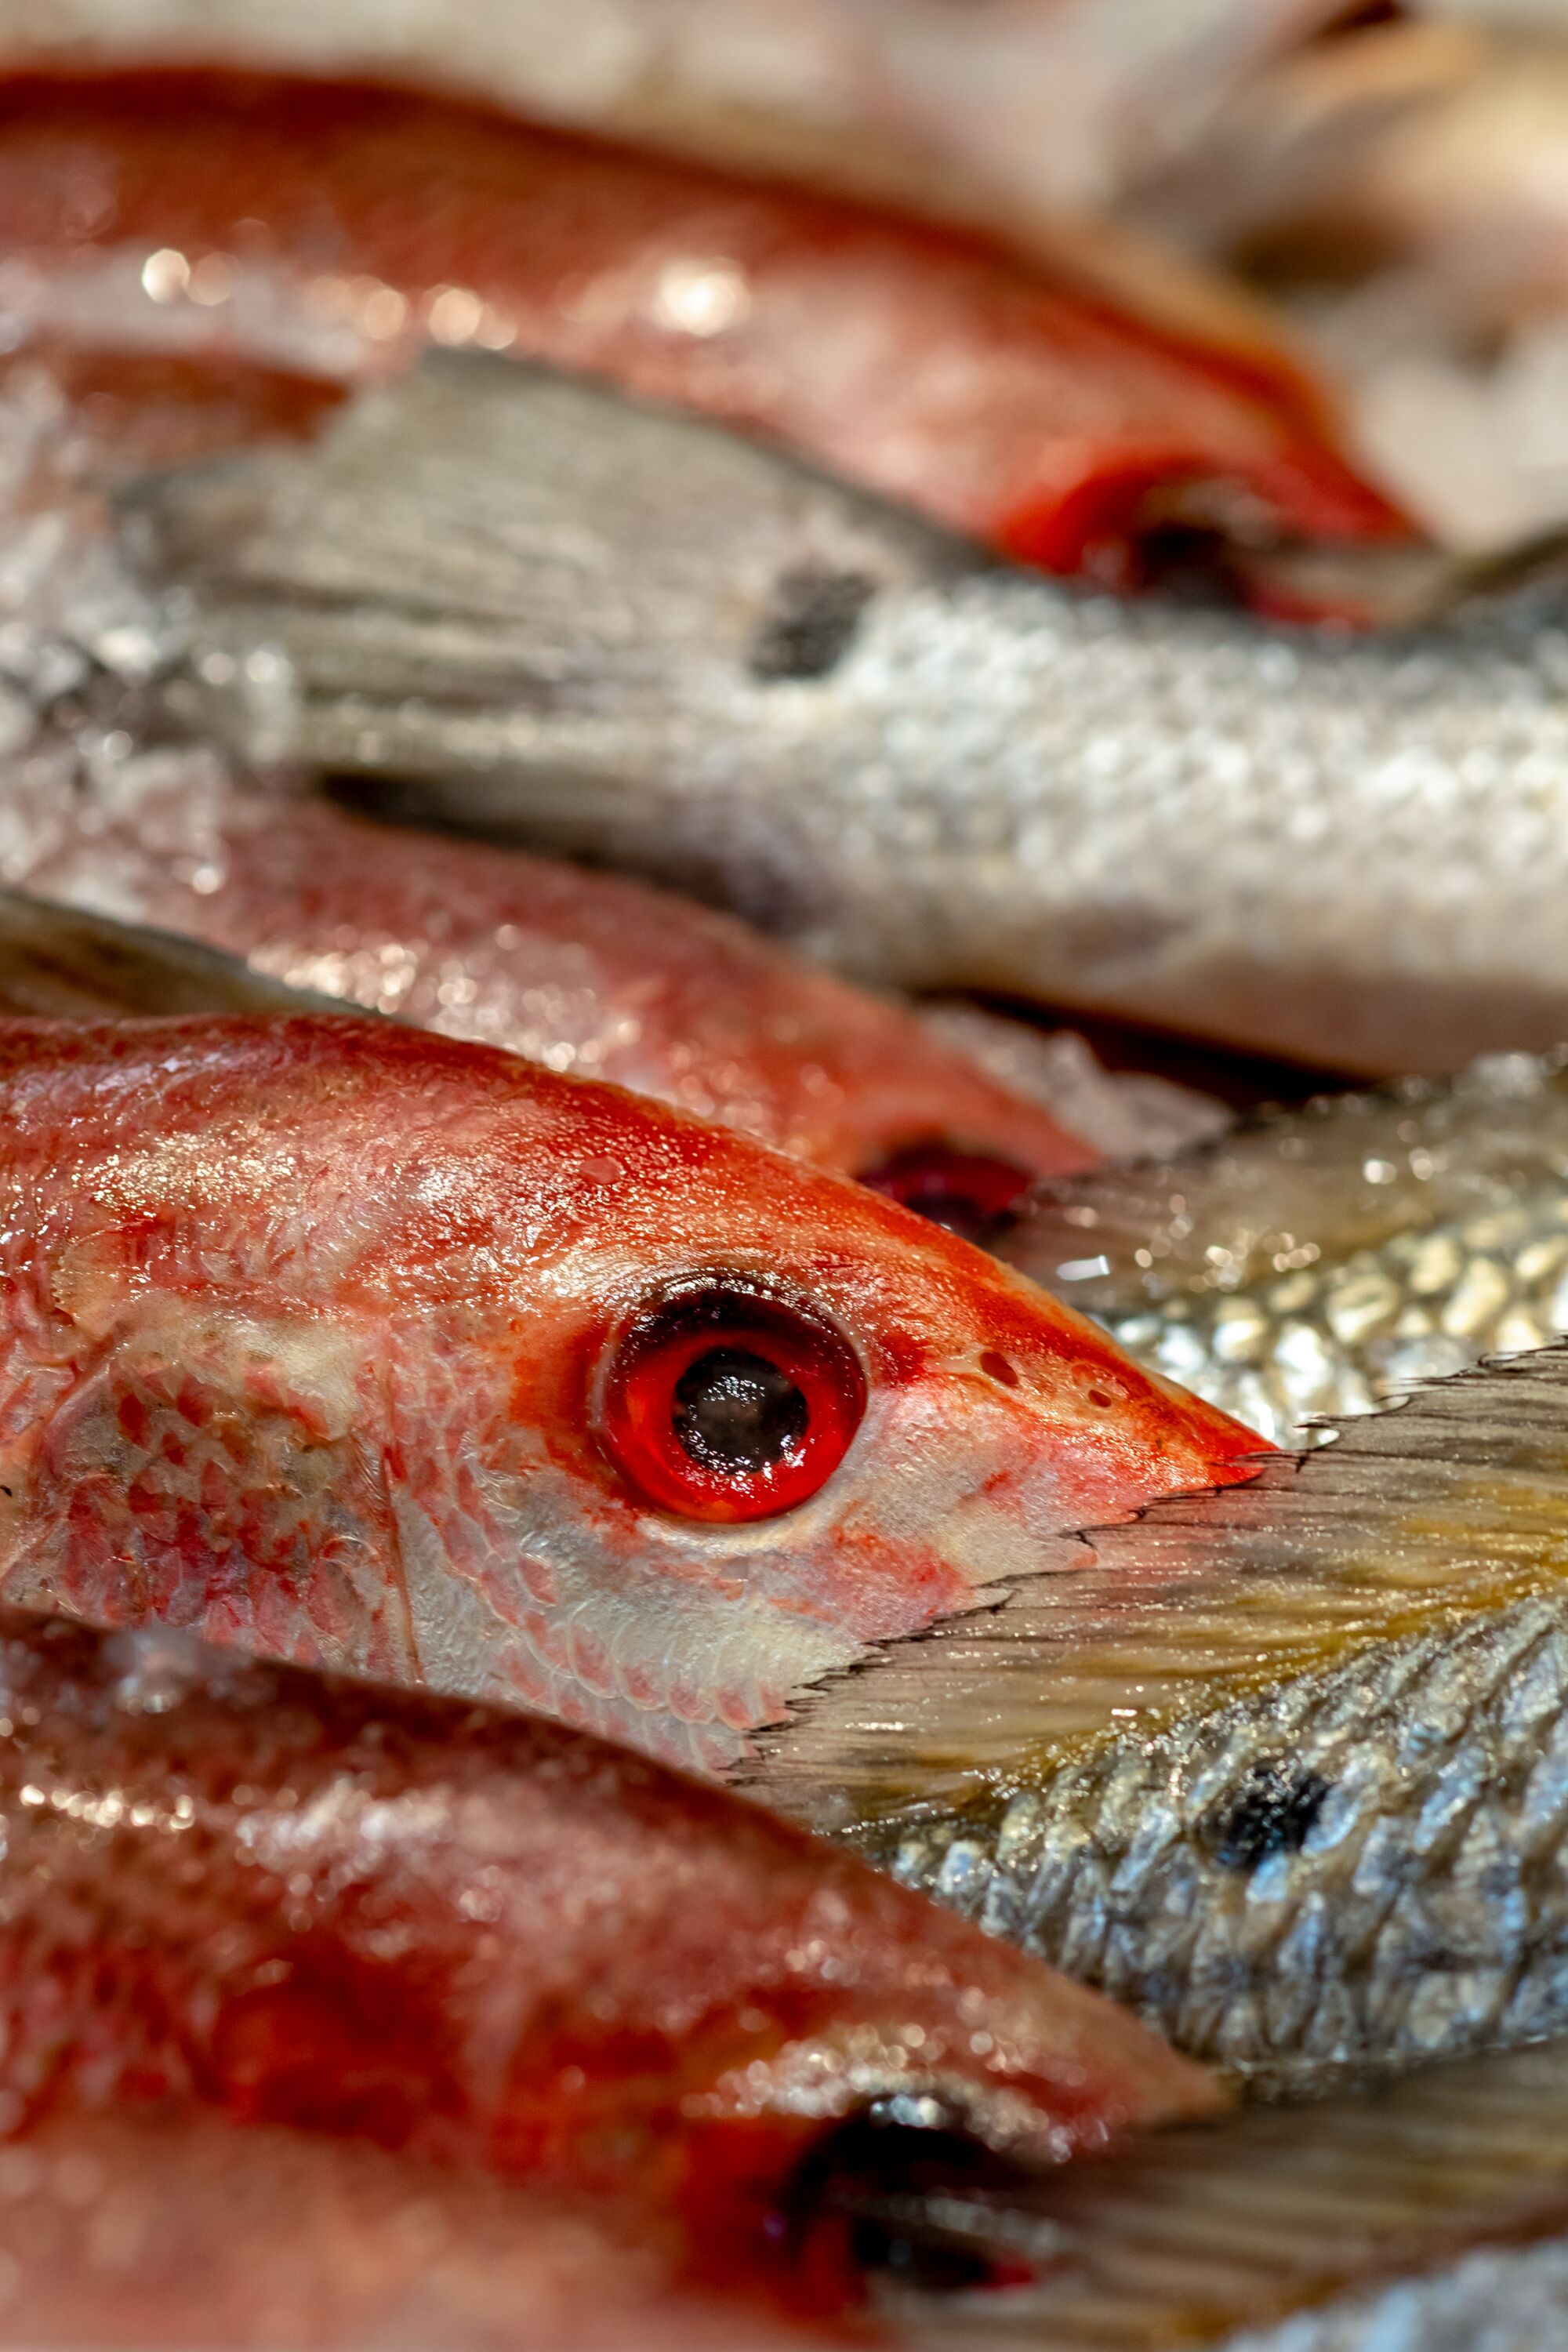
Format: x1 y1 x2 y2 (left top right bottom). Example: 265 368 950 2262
0 0 1340 225
746 1343 1568 2085
136 353 1568 1076
0 67 1403 590
0 743 1094 1193
1008 1051 1568 1443
0 1011 1257 1773
0 2111 824 2351
0 1606 1214 2301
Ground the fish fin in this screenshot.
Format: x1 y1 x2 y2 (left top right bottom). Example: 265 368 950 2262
740 1343 1568 1822
887 2037 1568 2347
122 351 971 819
0 887 365 1022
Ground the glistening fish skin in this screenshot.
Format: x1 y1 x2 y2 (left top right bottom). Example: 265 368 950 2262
743 1345 1568 2085
0 1014 1257 1775
1009 1051 1568 1443
0 2112 825 2352
0 1608 1213 2291
135 354 1568 1076
0 742 1094 1188
0 66 1402 590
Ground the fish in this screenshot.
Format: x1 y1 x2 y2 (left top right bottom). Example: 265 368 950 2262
743 1341 1568 2085
0 2111 827 2352
129 350 1568 1076
0 748 1100 1210
1006 1050 1568 1444
903 2034 1568 2351
0 1605 1215 2309
0 0 1343 229
0 1009 1260 1774
0 65 1405 595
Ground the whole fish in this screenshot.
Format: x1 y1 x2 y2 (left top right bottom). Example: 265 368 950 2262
0 746 1098 1210
1007 1051 1568 1443
0 2111 825 2352
0 1606 1212 2304
133 352 1568 1076
744 1341 1568 2083
0 1011 1258 1773
908 2034 1568 2352
0 67 1403 593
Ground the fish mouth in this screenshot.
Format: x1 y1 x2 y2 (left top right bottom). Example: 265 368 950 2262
782 2096 1065 2299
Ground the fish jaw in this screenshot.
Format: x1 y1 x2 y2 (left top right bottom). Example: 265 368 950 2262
0 1014 1263 1773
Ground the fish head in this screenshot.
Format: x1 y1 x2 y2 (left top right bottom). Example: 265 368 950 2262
316 1029 1265 1769
1 1016 1263 1777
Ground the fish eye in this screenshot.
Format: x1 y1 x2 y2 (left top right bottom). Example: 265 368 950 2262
600 1279 866 1523
858 1142 1034 1248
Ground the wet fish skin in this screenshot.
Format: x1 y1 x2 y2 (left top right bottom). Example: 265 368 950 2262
1007 1051 1568 1443
0 1011 1258 1775
0 65 1402 590
0 1606 1214 2292
0 2111 827 2351
136 353 1568 1075
744 1344 1568 2084
0 740 1094 1186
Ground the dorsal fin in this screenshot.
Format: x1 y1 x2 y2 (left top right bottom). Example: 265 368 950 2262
742 1345 1568 1824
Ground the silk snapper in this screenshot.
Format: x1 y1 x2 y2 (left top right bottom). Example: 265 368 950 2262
746 1344 1568 2081
0 65 1403 597
131 352 1568 1075
0 1606 1217 2308
0 1013 1259 1775
1009 1051 1568 1443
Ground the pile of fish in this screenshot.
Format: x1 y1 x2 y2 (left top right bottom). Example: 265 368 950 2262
2 6 1568 2348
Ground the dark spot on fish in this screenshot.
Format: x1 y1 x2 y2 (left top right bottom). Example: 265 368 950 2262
750 567 877 681
1202 1763 1330 1871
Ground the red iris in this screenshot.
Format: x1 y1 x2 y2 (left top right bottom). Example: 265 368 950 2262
600 1279 866 1523
858 1143 1033 1247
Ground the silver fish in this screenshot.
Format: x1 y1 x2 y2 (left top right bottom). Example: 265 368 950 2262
127 351 1568 1077
1007 1050 1568 1443
744 1341 1568 2085
909 2034 1568 2351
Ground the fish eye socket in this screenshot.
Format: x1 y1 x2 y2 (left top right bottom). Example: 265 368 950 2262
858 1142 1034 1248
601 1280 866 1523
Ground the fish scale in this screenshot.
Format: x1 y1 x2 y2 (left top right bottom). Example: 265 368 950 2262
746 1343 1568 2084
1011 1051 1568 1443
128 352 1568 1074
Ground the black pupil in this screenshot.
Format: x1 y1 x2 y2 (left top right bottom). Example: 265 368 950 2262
673 1345 810 1475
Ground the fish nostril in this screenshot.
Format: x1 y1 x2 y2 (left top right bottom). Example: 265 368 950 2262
979 1349 1019 1388
860 1142 1034 1249
1200 1762 1331 1872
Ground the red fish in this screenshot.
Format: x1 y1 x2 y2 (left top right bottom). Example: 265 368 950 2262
0 2113 830 2351
8 757 1095 1221
0 67 1406 590
0 1607 1217 2310
0 1014 1261 1772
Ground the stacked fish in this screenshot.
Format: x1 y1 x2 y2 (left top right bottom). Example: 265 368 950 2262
0 7 1563 2348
